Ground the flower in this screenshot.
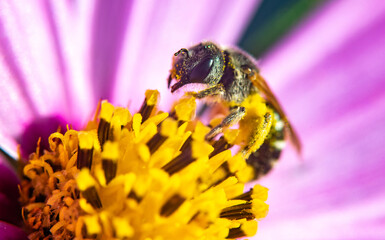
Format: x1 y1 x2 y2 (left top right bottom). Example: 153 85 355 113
0 1 261 238
19 91 269 239
0 0 384 240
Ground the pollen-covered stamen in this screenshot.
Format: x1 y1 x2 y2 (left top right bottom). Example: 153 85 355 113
220 200 268 220
146 132 167 154
209 136 233 158
127 191 142 203
209 162 233 187
232 184 268 202
20 92 270 239
77 132 94 169
220 202 254 220
98 101 115 150
147 118 178 153
226 221 258 239
160 194 186 217
162 141 194 175
139 90 160 121
101 142 118 184
76 169 102 209
232 188 253 201
173 96 196 122
82 188 102 209
162 120 213 174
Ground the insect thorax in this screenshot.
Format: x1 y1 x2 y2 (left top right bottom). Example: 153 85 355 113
220 49 257 104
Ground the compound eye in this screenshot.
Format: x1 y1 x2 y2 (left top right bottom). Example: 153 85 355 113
189 57 214 83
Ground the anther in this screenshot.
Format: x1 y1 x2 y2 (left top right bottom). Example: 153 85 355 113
98 101 115 150
209 136 233 158
76 169 102 209
77 133 94 169
139 90 159 122
101 142 119 184
160 194 185 217
220 202 254 220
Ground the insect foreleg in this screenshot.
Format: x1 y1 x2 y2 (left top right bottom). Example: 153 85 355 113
205 106 246 141
245 112 286 179
241 110 273 158
188 84 225 99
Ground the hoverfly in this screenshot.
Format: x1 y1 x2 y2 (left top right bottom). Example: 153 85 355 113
168 42 301 179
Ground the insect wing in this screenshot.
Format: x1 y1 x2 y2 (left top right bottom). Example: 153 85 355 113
250 73 302 153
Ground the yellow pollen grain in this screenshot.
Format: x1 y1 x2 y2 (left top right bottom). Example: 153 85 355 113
242 94 267 117
251 200 269 219
209 117 223 128
160 118 178 137
207 150 231 173
241 220 258 237
123 173 136 195
142 112 169 129
236 165 254 183
94 165 107 187
223 129 239 145
114 107 132 126
113 217 134 238
223 183 245 199
99 212 113 238
174 97 196 121
76 169 97 191
136 122 157 144
101 141 119 161
132 113 142 137
192 121 210 141
227 153 246 173
78 132 94 149
252 184 269 201
137 143 150 162
145 89 160 106
192 141 213 159
79 199 96 214
83 215 101 235
100 100 115 121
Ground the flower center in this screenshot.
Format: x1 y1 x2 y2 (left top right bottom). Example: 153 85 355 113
19 90 268 239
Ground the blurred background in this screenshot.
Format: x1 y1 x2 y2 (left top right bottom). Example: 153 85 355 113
239 0 385 239
239 0 325 58
0 0 384 239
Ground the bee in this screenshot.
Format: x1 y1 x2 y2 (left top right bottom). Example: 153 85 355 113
167 42 301 180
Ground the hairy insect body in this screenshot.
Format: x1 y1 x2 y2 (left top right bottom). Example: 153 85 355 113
221 49 255 103
168 42 300 180
245 109 286 179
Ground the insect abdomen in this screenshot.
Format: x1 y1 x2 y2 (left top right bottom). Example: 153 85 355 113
246 112 286 179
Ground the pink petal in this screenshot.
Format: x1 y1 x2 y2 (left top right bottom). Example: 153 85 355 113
0 1 71 132
112 0 261 110
252 0 385 239
0 221 28 240
0 1 99 136
0 0 261 151
0 157 21 226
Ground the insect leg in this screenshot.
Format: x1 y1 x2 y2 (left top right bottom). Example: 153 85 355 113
241 111 273 158
167 74 173 88
245 112 286 180
205 106 246 141
188 84 225 99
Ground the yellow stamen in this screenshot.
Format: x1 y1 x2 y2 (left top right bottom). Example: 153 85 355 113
19 91 269 240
